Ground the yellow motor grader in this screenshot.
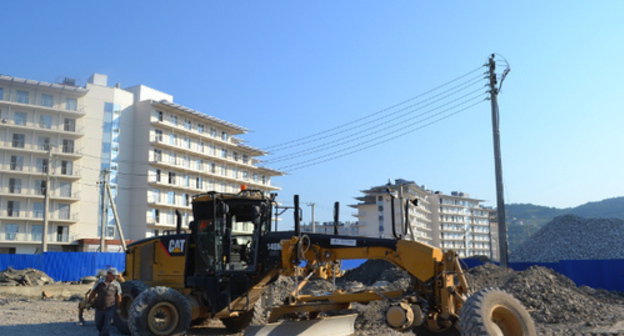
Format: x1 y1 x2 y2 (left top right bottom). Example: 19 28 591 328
111 190 535 336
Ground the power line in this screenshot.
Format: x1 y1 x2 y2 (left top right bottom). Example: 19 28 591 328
267 74 487 154
265 65 487 151
277 97 487 172
266 87 487 164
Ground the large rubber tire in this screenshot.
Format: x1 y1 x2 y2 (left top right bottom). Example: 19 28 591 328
114 280 148 334
459 288 536 336
220 298 266 332
128 286 192 336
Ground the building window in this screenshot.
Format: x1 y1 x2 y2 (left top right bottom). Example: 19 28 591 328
221 149 228 158
38 136 50 151
34 180 46 195
183 194 190 206
242 155 249 164
378 205 383 212
184 119 191 130
14 112 27 125
196 177 203 189
36 158 49 173
41 94 53 107
170 153 177 165
16 90 29 104
196 159 202 171
210 127 217 137
59 181 71 197
12 134 25 148
197 124 204 133
233 152 239 161
10 156 23 171
154 209 160 223
33 203 44 218
172 115 178 126
5 224 19 241
8 178 22 194
155 169 161 182
58 204 70 220
56 226 68 242
0 87 3 100
7 201 20 217
66 98 77 111
221 131 228 141
61 161 72 175
169 134 177 146
62 139 74 153
157 111 163 121
210 163 216 174
167 191 175 205
185 175 190 187
155 129 163 142
39 115 52 129
168 172 176 184
153 149 162 162
64 118 76 132
31 225 42 241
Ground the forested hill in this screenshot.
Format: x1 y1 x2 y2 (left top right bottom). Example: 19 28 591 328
506 196 624 253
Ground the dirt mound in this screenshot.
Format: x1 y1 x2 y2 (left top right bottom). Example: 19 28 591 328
511 215 624 262
467 263 620 324
0 267 54 286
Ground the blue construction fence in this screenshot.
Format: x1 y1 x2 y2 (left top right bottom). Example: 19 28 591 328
0 252 125 282
1 253 622 291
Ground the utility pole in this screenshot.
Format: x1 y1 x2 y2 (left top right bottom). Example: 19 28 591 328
488 54 509 267
41 148 52 253
306 203 315 233
98 170 109 252
105 183 126 251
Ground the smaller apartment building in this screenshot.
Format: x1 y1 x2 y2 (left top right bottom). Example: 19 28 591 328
430 191 493 258
353 179 499 260
351 179 434 244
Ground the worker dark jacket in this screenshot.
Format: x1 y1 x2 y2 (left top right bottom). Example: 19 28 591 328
93 280 121 310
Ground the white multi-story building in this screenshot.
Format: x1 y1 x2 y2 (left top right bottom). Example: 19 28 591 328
0 73 281 253
351 179 434 244
352 179 498 259
430 191 493 258
301 221 362 236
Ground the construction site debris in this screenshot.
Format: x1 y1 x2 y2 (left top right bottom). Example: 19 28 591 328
511 215 624 262
467 263 624 324
0 267 55 286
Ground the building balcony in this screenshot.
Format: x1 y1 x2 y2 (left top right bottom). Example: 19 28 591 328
0 142 83 158
0 165 81 179
150 119 261 155
0 232 75 244
0 99 86 116
0 188 80 202
146 199 192 211
149 137 260 172
0 119 84 137
148 159 279 191
0 212 78 223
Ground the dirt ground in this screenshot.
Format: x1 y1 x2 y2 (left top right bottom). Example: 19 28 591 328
2 295 624 336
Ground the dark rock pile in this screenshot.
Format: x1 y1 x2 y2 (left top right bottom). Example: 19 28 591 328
0 267 54 286
511 215 624 262
467 263 622 324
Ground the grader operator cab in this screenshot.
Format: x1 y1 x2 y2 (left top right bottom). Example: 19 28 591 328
113 189 536 336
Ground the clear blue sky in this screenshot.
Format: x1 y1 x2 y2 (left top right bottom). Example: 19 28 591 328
3 1 623 223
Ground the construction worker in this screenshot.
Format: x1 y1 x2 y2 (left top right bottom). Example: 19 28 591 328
87 267 122 336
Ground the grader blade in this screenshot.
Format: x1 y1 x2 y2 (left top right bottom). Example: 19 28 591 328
244 313 357 336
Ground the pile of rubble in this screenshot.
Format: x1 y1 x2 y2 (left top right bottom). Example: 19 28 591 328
467 263 624 324
0 267 55 286
257 259 624 334
511 215 624 262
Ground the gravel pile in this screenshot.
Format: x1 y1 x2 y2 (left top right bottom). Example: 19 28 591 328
511 215 624 262
0 267 55 286
467 263 622 324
